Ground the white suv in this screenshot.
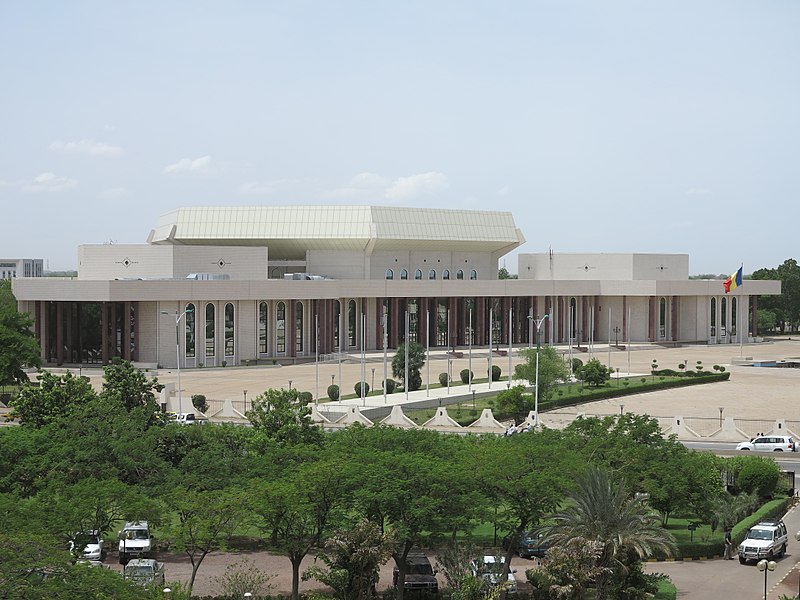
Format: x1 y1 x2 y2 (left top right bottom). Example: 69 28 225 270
736 436 796 453
118 521 153 564
738 519 789 564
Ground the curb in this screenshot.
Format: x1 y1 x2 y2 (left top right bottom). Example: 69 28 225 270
647 555 722 562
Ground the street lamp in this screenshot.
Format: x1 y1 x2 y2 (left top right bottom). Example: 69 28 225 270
161 307 193 416
757 558 776 600
718 407 724 428
531 314 549 426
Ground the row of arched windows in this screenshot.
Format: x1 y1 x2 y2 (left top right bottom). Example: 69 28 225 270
183 302 237 360
385 268 477 281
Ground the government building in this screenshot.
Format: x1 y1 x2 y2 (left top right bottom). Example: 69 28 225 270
11 206 781 368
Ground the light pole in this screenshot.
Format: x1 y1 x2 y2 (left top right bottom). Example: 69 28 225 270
288 380 292 391
243 390 248 412
718 406 724 428
757 558 776 600
532 314 549 426
161 307 193 416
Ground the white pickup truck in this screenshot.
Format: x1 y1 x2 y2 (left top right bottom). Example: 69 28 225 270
118 521 153 565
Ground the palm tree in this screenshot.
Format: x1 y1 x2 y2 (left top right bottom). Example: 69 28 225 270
541 466 677 600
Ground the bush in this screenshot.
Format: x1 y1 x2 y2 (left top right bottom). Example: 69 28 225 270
438 372 449 387
571 357 583 372
383 379 397 394
354 381 370 396
737 458 782 497
489 364 501 381
212 558 274 598
327 384 340 401
297 391 313 405
460 369 473 384
191 394 209 413
407 371 422 391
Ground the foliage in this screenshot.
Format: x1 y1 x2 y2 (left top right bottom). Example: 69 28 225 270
100 358 161 414
191 394 209 413
391 343 425 391
303 519 394 600
488 364 501 381
459 369 473 384
354 381 370 396
736 456 782 497
514 346 569 401
328 384 340 401
383 379 396 394
10 371 97 427
497 267 517 280
0 280 41 386
246 388 324 448
438 372 449 387
493 385 530 418
577 358 611 387
570 357 583 372
527 538 605 600
751 259 800 332
212 558 275 598
298 391 313 404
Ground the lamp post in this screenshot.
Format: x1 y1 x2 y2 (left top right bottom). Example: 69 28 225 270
288 380 292 391
532 314 549 426
243 390 248 412
613 326 620 348
757 558 776 600
161 307 193 416
718 407 724 428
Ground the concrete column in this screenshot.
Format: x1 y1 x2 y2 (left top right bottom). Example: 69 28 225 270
751 296 758 337
648 296 656 342
476 297 486 346
622 296 628 342
123 301 132 360
56 302 64 366
390 298 400 348
101 303 109 365
671 297 679 341
132 302 139 361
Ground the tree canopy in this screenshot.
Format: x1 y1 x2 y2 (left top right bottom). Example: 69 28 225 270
0 280 41 386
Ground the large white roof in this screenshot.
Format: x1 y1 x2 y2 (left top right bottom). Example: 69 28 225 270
148 206 524 258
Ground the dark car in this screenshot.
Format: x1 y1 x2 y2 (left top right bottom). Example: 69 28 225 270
393 553 439 594
502 531 548 559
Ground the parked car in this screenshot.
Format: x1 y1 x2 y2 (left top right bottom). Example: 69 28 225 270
118 521 153 564
392 553 439 594
69 531 106 562
737 519 789 564
736 436 796 452
502 530 548 559
123 558 165 587
470 555 518 594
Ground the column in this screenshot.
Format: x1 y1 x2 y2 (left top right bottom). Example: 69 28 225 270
123 301 132 360
132 302 139 362
476 297 486 346
671 297 679 341
648 296 656 342
390 298 400 348
622 296 628 342
101 303 109 365
56 302 64 366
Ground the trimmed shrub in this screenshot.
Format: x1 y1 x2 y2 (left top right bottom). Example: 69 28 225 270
327 384 340 401
489 364 501 381
191 394 209 413
460 369 473 384
438 372 449 387
354 381 370 396
571 357 583 372
383 379 397 394
297 391 313 405
408 372 422 391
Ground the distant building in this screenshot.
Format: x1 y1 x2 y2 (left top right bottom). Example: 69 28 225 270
11 206 781 367
0 258 43 280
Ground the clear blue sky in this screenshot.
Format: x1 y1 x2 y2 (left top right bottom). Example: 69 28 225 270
1 1 798 274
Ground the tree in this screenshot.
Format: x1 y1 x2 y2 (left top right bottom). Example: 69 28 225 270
191 394 209 413
392 343 425 391
10 371 97 427
513 346 569 401
736 456 782 497
527 538 605 600
246 387 324 448
0 280 41 386
497 267 517 280
493 385 531 419
752 259 800 332
303 519 394 600
577 358 611 387
541 467 676 600
164 486 248 593
100 358 161 413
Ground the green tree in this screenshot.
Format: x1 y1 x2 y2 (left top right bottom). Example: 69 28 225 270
246 387 324 448
736 456 782 497
100 358 161 413
526 538 604 600
303 519 394 600
513 346 569 401
392 343 425 392
497 267 517 280
10 371 97 427
0 280 41 386
493 385 530 419
752 259 800 332
541 467 676 600
577 358 611 387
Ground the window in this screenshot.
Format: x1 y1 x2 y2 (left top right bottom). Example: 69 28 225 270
295 301 304 352
400 269 408 280
569 298 577 341
456 270 464 280
659 297 667 339
429 269 436 280
205 303 215 358
277 301 286 353
348 300 357 347
185 303 196 358
385 269 393 280
710 298 716 337
720 297 727 337
443 269 450 280
731 297 737 336
414 269 422 280
224 303 235 356
470 270 477 280
333 300 341 350
258 302 268 354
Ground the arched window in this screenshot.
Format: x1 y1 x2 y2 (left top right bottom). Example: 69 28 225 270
348 300 357 347
185 303 196 358
414 269 422 280
385 269 393 280
443 269 450 280
333 300 341 350
277 301 286 353
456 270 464 280
731 297 737 336
224 303 235 357
569 297 577 341
295 301 304 352
659 297 667 339
710 298 717 337
470 270 477 280
721 297 727 337
205 303 215 358
428 269 436 280
400 269 408 280
258 301 268 354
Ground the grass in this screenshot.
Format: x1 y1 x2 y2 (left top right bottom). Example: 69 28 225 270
653 577 677 599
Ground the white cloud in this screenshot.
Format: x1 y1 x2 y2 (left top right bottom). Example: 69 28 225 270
49 139 124 157
326 172 388 199
238 179 296 195
385 171 448 200
22 172 78 193
100 187 132 199
686 187 712 195
163 155 213 174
